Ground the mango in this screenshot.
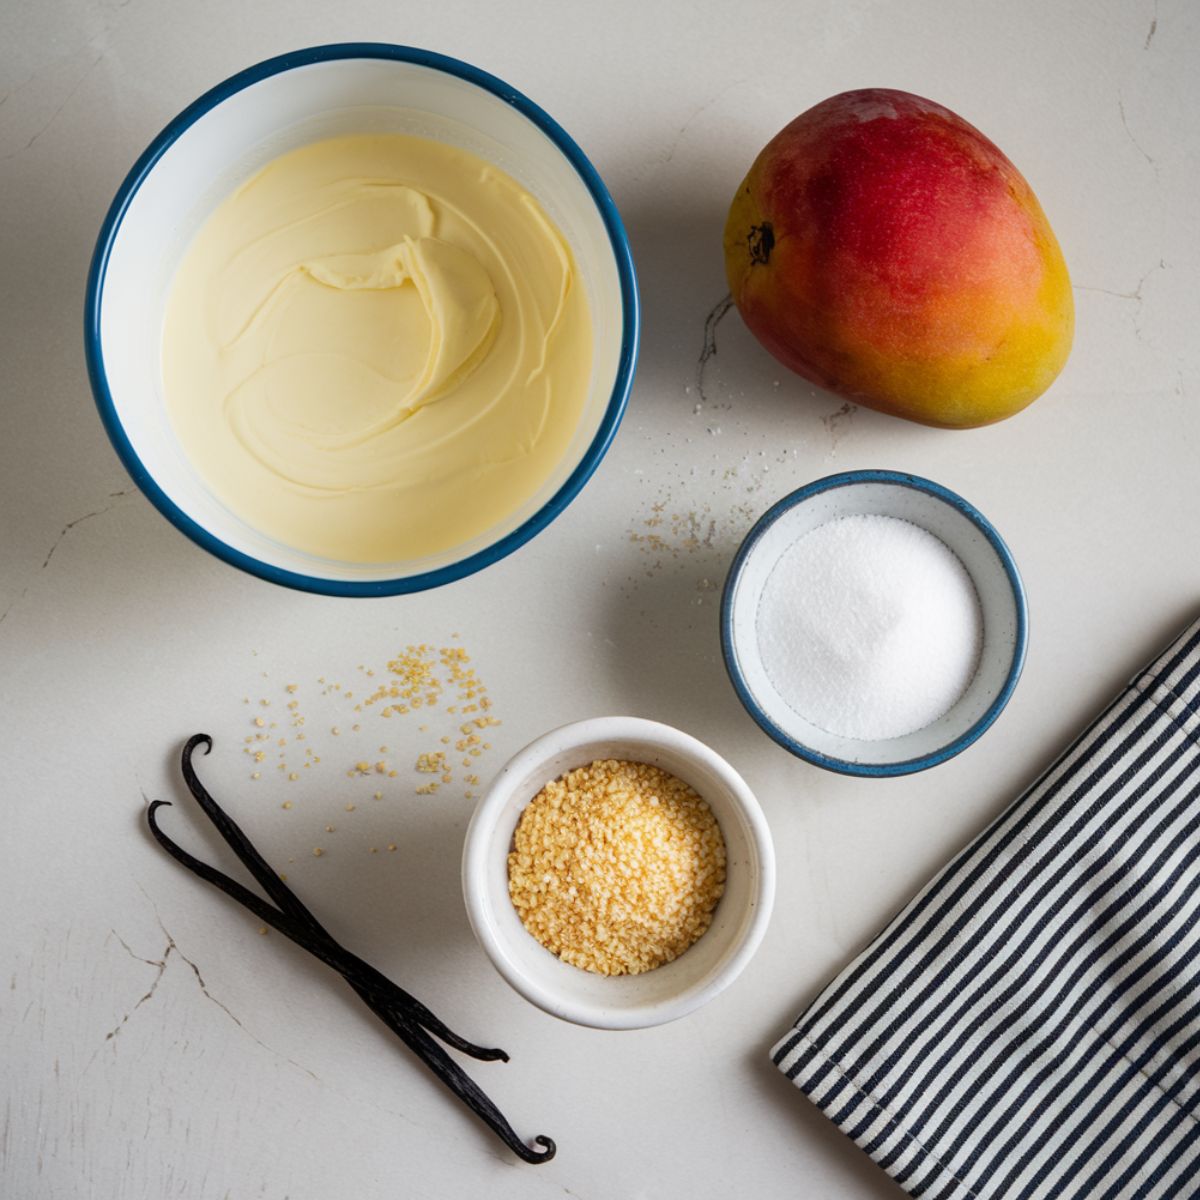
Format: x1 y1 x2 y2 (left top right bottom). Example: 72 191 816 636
724 89 1073 428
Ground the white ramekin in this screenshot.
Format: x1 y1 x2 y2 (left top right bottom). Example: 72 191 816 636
462 716 776 1030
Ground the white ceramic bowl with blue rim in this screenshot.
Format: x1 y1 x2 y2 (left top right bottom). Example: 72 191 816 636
721 470 1028 777
462 717 776 1029
85 43 639 596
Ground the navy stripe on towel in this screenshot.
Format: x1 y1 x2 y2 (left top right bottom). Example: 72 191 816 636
772 616 1200 1200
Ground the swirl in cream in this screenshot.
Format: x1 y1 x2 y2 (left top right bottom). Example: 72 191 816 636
163 134 592 563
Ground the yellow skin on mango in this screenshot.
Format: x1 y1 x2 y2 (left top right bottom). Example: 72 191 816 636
724 89 1074 429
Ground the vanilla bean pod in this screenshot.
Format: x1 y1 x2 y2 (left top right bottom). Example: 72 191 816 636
146 735 555 1164
177 736 503 1062
146 804 507 1063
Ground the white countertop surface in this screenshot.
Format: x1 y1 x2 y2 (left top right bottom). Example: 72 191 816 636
3 1 1198 1196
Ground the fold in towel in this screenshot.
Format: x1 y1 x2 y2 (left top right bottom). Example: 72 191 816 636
772 615 1200 1200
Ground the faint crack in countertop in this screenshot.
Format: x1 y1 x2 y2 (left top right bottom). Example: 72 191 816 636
1 51 105 161
658 80 745 167
1117 93 1161 182
0 588 28 630
146 886 319 1080
168 927 257 1040
1075 259 1166 345
92 884 319 1081
1145 0 1158 48
822 402 857 453
1075 259 1165 304
110 928 165 969
1 491 134 629
41 491 135 570
696 293 734 407
97 936 169 1050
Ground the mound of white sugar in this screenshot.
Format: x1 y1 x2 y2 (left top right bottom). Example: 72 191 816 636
755 514 983 741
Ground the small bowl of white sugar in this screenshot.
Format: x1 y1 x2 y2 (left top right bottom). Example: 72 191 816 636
721 470 1027 777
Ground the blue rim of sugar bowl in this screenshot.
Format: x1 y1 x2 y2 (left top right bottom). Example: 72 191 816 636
720 469 1029 777
84 42 640 597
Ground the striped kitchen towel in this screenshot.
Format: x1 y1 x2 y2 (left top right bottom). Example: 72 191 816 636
772 615 1200 1200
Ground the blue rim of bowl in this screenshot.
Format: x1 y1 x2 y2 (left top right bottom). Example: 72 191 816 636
720 469 1029 777
84 42 640 597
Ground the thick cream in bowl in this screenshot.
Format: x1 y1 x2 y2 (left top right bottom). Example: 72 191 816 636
165 134 593 563
87 45 637 593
